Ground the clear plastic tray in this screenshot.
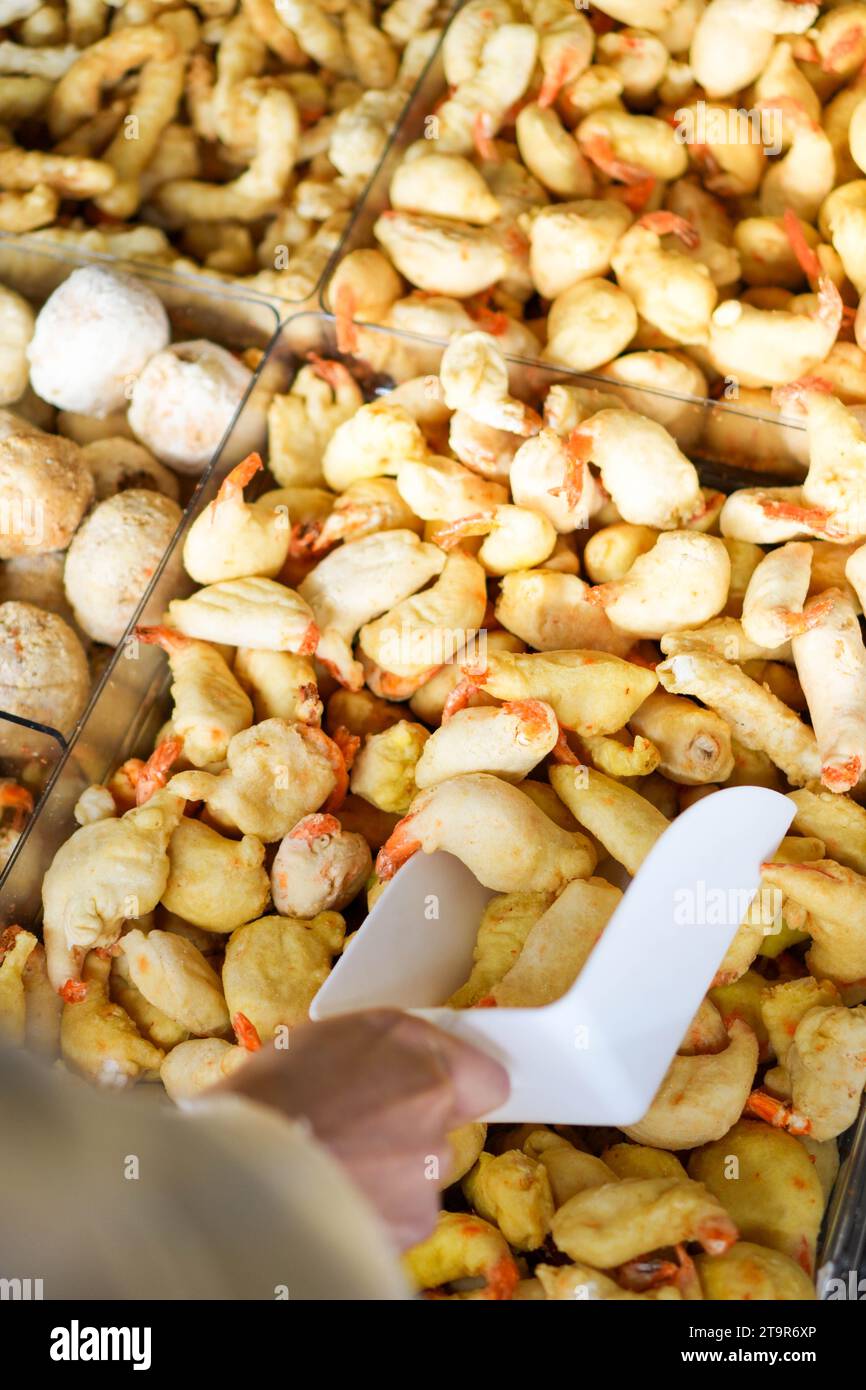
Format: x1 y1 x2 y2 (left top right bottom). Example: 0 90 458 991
0 234 280 743
0 310 859 1293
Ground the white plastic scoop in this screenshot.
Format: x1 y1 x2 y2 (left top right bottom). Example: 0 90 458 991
312 786 794 1123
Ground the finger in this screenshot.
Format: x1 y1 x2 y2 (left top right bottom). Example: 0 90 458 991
389 1013 511 1124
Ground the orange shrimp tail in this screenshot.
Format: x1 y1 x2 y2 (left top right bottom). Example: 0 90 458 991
483 1255 519 1300
135 737 183 805
332 725 360 772
0 785 32 814
376 817 421 881
817 275 844 337
783 207 822 283
696 1213 738 1257
502 699 555 738
135 624 191 652
334 283 359 356
289 813 341 842
822 756 862 794
475 995 498 1008
233 1012 262 1052
537 50 573 109
743 1088 812 1135
299 726 351 813
216 452 263 506
298 621 320 656
551 726 581 765
435 512 494 552
639 210 700 250
60 978 87 1004
289 520 327 558
307 352 351 390
472 110 498 162
441 675 482 723
823 25 865 73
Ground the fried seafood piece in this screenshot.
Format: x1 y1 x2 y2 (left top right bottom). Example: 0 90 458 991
160 816 269 933
490 877 623 1008
447 650 658 737
622 1019 759 1149
377 773 597 892
42 791 185 993
447 893 555 1009
350 721 428 815
414 701 559 790
182 453 290 585
167 577 319 655
222 912 345 1044
462 1150 555 1252
696 1243 816 1301
298 530 445 690
168 719 341 841
589 531 730 638
358 552 488 681
60 951 164 1087
403 1211 519 1301
271 814 371 918
267 357 364 488
689 1120 824 1274
137 627 253 768
551 1176 737 1268
656 650 821 787
160 1036 249 1103
118 928 230 1037
549 765 667 876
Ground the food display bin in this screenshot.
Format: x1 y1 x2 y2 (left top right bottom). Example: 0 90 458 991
0 309 862 1293
0 234 281 762
0 15 451 327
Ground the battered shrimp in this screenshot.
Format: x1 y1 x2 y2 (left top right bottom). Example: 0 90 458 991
563 409 704 529
791 590 866 793
41 791 184 994
510 428 607 534
167 577 319 656
623 1019 759 1149
358 552 488 681
271 814 371 917
707 280 843 389
182 453 289 585
404 1211 519 1300
657 650 821 786
434 24 539 159
551 1177 738 1267
167 719 342 841
267 356 364 487
446 648 658 738
376 773 597 892
689 0 818 99
298 530 445 689
136 627 253 768
589 531 730 638
415 701 560 788
439 332 540 437
610 212 718 345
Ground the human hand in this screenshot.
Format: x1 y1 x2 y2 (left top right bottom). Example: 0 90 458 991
222 1007 509 1248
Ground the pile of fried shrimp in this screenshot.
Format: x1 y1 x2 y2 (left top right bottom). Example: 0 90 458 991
0 0 450 300
6 318 866 1303
330 0 866 446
